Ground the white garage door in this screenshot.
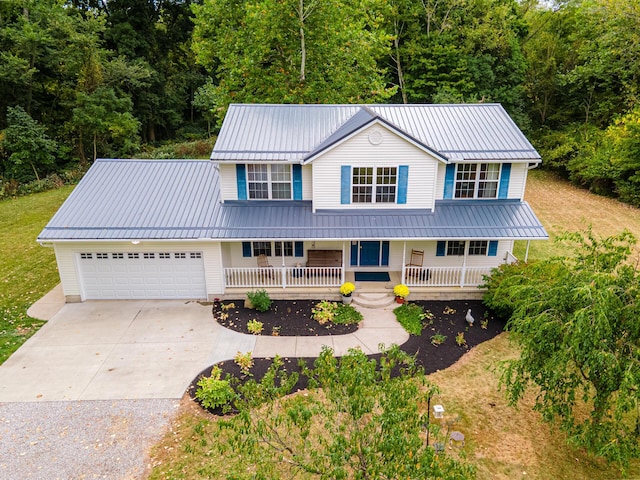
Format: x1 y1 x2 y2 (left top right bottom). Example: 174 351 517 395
78 251 207 300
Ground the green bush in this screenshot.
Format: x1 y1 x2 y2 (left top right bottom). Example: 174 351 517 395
312 301 363 325
247 289 272 312
333 303 363 325
195 366 235 412
393 303 428 336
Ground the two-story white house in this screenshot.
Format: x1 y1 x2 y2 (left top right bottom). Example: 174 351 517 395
38 104 547 302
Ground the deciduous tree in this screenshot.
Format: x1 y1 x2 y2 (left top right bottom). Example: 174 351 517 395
484 228 640 469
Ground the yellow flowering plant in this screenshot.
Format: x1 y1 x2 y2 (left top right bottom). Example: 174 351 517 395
393 284 410 299
340 282 356 296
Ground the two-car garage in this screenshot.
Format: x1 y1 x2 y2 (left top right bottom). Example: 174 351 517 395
76 250 207 300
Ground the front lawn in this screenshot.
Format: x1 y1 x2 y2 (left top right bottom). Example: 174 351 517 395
0 186 73 364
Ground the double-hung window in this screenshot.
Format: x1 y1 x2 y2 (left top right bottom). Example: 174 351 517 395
455 163 500 199
247 164 292 200
352 167 397 203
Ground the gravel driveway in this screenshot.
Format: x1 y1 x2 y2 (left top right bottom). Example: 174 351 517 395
0 399 179 480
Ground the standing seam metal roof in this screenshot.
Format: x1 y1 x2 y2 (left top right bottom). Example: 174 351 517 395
38 159 547 241
211 104 541 162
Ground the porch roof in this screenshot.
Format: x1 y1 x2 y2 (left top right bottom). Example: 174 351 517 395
209 199 548 241
38 157 547 241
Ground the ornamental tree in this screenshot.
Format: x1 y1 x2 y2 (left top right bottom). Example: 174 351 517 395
213 346 474 479
484 228 640 469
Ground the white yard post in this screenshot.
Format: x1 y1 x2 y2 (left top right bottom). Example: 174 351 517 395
524 240 531 263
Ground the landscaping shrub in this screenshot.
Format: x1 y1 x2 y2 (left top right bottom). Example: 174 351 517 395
312 300 363 325
246 289 272 312
246 319 263 334
393 302 431 336
195 366 235 412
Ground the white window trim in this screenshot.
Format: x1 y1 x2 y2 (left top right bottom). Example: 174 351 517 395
352 166 398 204
454 163 501 199
247 164 293 200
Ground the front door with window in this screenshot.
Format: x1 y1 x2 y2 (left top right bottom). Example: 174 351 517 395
350 241 390 267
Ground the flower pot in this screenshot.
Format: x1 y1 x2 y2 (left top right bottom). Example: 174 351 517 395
395 296 405 304
342 295 353 305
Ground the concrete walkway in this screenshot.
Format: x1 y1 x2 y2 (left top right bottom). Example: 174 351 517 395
0 291 408 402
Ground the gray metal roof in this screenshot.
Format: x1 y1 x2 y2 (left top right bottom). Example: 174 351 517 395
211 104 541 163
39 159 547 241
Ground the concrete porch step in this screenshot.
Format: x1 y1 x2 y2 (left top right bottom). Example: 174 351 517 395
353 292 396 309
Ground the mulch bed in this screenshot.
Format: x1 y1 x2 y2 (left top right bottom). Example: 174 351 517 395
191 299 506 415
213 299 359 336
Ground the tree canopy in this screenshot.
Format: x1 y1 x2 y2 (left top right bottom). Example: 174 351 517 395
0 0 639 207
484 228 640 469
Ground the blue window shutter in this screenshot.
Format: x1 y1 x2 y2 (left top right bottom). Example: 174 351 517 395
444 164 455 199
397 165 409 204
436 241 446 256
294 241 303 257
381 241 390 266
498 163 511 199
242 242 252 257
350 242 358 266
488 240 498 256
292 164 302 200
341 165 351 204
236 164 247 200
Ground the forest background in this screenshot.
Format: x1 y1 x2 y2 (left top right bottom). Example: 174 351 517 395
1 0 638 208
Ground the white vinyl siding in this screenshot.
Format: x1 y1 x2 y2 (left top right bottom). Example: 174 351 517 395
508 162 528 199
311 125 439 210
219 163 237 202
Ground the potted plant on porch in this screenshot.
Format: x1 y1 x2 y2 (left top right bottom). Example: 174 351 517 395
393 284 410 304
340 282 356 304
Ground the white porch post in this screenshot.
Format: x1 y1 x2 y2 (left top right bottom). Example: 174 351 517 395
341 242 346 284
281 246 286 289
524 240 531 263
401 242 407 284
460 243 468 287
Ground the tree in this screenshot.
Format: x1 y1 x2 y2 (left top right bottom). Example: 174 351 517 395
385 0 529 115
484 228 640 469
212 347 474 478
1 105 57 182
191 0 395 124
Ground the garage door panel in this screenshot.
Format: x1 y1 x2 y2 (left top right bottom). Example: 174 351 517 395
79 251 206 300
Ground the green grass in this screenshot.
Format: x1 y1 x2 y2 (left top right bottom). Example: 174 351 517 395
0 186 73 364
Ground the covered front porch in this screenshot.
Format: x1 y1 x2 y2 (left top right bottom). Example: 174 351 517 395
221 268 489 301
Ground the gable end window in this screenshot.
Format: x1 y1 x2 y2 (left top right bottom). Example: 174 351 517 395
352 167 397 203
455 163 500 199
247 164 292 200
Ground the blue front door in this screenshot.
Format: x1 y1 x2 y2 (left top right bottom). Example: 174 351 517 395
360 241 380 266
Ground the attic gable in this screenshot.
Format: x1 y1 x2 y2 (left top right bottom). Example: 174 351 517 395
302 108 448 164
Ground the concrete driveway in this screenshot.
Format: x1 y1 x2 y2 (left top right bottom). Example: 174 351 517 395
0 300 256 402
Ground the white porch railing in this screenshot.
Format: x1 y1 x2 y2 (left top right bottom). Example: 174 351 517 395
404 266 494 287
224 266 343 289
